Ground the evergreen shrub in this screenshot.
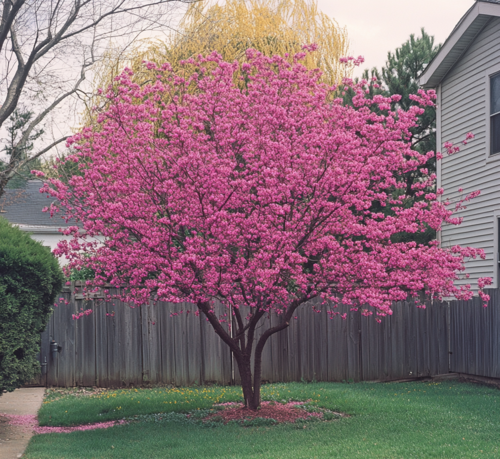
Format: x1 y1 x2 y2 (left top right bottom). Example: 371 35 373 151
0 217 64 394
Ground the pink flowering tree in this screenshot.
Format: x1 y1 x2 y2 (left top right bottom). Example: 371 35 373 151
40 49 490 410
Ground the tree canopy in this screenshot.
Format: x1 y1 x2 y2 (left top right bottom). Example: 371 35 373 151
41 50 490 409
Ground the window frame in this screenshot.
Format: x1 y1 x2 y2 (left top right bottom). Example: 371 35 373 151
489 72 500 155
485 63 500 163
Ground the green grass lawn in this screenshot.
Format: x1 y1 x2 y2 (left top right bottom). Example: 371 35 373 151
25 380 500 458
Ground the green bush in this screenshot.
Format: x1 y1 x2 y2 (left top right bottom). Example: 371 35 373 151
0 217 64 393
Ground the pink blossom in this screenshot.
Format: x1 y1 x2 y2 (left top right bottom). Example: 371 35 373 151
72 309 93 320
301 43 318 52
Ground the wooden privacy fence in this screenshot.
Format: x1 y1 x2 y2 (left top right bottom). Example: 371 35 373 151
39 288 500 387
449 288 500 378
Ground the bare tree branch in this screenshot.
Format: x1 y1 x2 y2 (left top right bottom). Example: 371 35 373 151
17 59 90 149
0 17 51 126
0 0 25 53
0 135 68 196
0 0 198 196
16 135 69 168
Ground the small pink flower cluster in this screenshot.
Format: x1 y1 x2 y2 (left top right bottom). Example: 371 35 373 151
72 309 92 320
339 55 365 66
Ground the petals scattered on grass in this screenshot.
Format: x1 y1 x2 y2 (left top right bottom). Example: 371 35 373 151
34 420 127 434
0 412 127 435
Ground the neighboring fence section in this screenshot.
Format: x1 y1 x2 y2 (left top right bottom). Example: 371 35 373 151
449 289 500 379
39 287 472 387
41 290 231 387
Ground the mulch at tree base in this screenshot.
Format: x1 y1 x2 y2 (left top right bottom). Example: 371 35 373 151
203 401 346 424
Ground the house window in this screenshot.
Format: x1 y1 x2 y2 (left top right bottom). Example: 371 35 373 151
490 73 500 155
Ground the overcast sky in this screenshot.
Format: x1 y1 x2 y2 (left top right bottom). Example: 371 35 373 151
317 0 475 75
2 0 480 162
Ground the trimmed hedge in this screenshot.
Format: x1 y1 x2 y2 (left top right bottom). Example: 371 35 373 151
0 217 64 393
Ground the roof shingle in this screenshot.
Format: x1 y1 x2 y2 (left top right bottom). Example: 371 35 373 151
0 180 70 227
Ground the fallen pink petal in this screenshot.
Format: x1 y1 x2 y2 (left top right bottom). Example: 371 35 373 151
0 412 127 435
34 420 127 434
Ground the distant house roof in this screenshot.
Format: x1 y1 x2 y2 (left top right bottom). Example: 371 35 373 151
419 0 500 88
0 180 70 228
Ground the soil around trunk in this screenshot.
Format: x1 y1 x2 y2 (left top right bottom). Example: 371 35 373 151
203 401 346 425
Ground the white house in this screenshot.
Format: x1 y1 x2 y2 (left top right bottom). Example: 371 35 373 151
0 180 74 266
419 0 500 288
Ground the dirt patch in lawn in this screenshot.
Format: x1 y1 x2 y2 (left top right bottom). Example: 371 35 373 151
202 401 347 425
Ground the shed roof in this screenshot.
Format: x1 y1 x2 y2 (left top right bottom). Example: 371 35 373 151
419 1 500 88
0 180 70 228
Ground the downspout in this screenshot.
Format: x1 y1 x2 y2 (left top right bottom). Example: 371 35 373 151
436 83 442 247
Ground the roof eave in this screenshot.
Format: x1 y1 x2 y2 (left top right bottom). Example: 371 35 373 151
16 225 66 234
419 2 500 89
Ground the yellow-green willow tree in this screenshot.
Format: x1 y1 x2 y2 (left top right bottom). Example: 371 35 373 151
92 0 349 97
46 1 349 183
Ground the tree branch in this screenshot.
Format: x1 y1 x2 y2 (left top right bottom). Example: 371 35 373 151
39 0 196 52
197 300 241 356
0 26 51 127
15 61 90 152
0 134 67 198
18 136 69 167
0 0 198 129
0 0 24 53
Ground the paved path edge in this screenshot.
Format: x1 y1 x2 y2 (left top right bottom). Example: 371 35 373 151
0 387 45 459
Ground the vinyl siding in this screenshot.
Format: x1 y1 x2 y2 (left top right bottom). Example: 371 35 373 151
441 16 500 288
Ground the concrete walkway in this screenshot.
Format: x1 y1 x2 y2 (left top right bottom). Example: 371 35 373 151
0 388 45 459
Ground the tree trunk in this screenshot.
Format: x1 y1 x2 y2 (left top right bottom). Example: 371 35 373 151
234 323 288 411
198 298 304 412
235 353 260 410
